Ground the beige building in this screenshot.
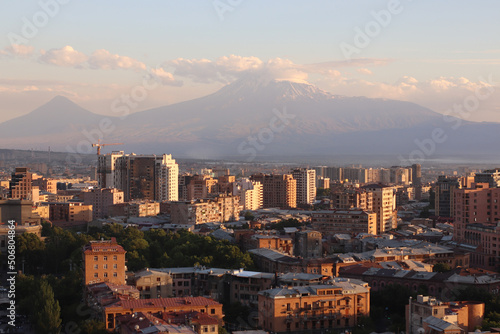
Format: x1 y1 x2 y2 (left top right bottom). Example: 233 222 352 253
83 188 124 219
258 278 370 333
109 201 160 217
311 209 377 236
32 177 57 194
406 295 484 334
169 195 240 225
9 167 39 202
362 184 397 234
233 178 263 210
292 168 316 205
128 268 173 299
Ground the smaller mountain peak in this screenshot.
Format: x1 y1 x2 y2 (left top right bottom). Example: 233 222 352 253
47 95 74 104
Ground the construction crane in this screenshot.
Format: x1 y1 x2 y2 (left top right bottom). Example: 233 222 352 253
92 139 123 155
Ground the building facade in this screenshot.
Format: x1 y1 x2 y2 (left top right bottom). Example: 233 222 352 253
258 279 370 333
82 238 127 286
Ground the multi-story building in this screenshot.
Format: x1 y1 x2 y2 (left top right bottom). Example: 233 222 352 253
412 164 422 200
258 278 370 333
9 167 39 201
83 188 124 219
311 210 377 236
114 153 178 202
49 202 93 223
82 238 127 286
233 178 263 211
435 176 461 218
292 168 316 206
187 175 219 200
330 187 372 211
127 268 173 299
295 230 322 258
317 177 330 189
109 201 160 218
452 182 500 270
343 168 367 183
169 195 240 225
406 295 484 334
97 151 125 189
217 175 235 194
0 199 42 253
361 184 397 234
32 177 57 194
474 168 500 188
251 174 296 209
324 167 343 182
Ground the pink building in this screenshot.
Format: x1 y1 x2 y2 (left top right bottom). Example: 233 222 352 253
453 183 500 270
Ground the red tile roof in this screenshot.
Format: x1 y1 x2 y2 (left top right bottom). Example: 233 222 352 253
106 296 221 311
83 238 126 254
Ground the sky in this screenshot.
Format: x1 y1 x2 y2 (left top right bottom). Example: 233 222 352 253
0 0 499 123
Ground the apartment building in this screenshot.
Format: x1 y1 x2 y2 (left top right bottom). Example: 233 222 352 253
82 238 127 286
258 278 370 333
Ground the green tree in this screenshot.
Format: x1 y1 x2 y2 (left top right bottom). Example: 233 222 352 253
433 263 451 272
33 279 62 334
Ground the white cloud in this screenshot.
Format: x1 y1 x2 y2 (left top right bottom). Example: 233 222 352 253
149 67 183 86
357 68 372 75
88 49 146 71
0 44 35 57
39 45 88 67
163 55 392 85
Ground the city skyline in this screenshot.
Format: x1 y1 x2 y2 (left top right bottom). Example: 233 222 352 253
0 0 499 125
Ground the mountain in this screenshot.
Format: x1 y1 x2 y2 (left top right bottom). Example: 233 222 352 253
1 79 500 163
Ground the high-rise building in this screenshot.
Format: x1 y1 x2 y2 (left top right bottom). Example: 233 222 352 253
251 174 296 209
412 164 422 200
97 151 125 189
325 167 343 182
292 168 316 205
435 176 461 218
114 154 178 202
362 183 397 234
233 178 263 210
453 182 500 269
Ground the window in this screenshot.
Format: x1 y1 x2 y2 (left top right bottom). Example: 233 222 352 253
94 256 98 261
103 256 108 261
211 308 215 314
104 273 108 278
113 264 117 269
157 277 161 282
211 327 215 332
103 264 108 269
94 264 98 269
113 255 117 261
94 273 98 278
113 272 117 277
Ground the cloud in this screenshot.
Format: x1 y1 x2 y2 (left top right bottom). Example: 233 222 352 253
37 45 148 72
163 55 390 85
39 45 88 67
148 67 183 86
357 68 372 75
88 49 146 71
0 44 35 57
